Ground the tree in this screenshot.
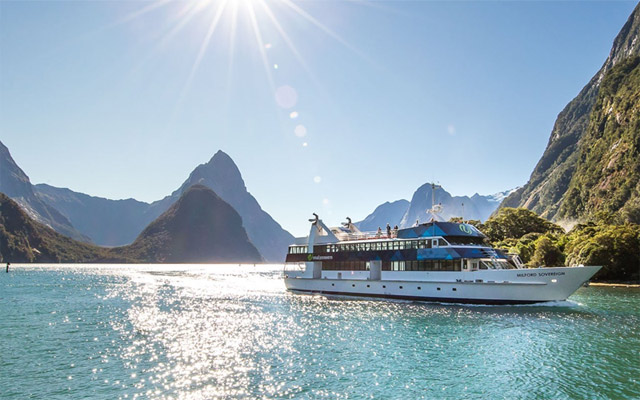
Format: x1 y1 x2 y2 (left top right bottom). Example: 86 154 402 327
565 223 640 281
529 236 564 267
478 208 564 242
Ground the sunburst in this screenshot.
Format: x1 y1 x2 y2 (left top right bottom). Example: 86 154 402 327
115 0 365 107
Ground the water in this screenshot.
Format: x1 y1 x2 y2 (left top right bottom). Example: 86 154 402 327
1 264 638 400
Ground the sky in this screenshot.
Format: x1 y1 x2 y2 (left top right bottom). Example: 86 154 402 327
0 0 637 237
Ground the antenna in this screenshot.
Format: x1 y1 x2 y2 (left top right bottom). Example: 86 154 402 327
427 182 442 221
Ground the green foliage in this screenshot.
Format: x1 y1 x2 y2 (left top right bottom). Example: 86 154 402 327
479 207 639 281
478 207 564 243
529 236 565 268
557 56 640 224
565 223 640 282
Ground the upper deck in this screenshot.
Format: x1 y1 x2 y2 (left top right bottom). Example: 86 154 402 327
292 221 486 245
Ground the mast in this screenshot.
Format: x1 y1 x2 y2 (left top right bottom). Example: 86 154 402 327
428 183 442 221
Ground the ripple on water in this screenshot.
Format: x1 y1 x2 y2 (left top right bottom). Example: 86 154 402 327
0 264 638 399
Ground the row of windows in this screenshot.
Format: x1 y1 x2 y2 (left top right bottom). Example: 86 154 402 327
289 246 308 254
319 239 448 253
288 237 484 254
322 260 463 271
322 261 370 271
387 260 462 272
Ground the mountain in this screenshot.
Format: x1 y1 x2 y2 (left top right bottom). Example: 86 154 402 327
34 184 152 246
0 192 113 263
356 200 410 231
0 186 263 263
1 141 292 260
121 185 262 263
501 5 640 225
356 184 512 230
0 141 90 242
146 151 294 262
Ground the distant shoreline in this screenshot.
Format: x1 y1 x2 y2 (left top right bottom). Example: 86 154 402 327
589 282 640 288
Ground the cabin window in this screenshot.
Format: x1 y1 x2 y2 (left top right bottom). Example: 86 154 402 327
365 243 370 251
391 261 406 271
439 238 448 247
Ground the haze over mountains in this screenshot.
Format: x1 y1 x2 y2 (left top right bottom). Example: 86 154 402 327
356 184 514 231
0 142 292 261
502 3 640 226
0 142 89 242
0 186 262 263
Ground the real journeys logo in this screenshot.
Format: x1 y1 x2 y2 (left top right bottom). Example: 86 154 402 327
459 224 473 234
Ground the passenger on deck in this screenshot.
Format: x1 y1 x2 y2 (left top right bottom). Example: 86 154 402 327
376 227 382 238
386 223 391 238
393 225 399 237
414 219 420 227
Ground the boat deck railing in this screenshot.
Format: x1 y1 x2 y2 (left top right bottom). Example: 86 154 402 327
334 230 398 242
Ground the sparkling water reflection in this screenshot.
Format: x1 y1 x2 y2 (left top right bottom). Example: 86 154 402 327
1 264 638 399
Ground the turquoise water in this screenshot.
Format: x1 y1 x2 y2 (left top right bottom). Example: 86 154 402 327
1 265 638 400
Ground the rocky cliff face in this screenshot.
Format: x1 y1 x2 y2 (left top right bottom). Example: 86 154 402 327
123 185 263 263
501 4 640 224
556 56 640 223
146 151 294 262
0 141 90 242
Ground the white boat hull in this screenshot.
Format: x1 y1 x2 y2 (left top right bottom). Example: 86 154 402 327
284 266 601 305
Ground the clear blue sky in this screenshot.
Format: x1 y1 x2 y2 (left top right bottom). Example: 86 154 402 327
0 0 637 236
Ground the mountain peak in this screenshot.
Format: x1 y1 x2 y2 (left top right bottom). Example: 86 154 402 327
129 184 262 263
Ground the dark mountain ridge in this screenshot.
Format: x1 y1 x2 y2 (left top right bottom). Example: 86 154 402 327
0 185 262 263
0 141 293 261
0 142 90 242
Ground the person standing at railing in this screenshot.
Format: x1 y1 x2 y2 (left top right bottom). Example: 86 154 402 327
377 227 382 238
386 223 391 238
393 225 399 237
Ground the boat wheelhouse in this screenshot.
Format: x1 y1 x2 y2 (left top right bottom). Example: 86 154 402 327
283 215 600 305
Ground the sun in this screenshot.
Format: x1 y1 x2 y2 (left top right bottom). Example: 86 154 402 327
116 0 356 99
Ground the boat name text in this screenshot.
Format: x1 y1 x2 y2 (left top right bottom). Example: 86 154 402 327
307 255 333 261
516 272 566 277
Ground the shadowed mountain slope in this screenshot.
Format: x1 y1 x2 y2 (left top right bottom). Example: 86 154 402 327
122 185 263 263
0 141 89 242
0 186 262 263
146 151 293 262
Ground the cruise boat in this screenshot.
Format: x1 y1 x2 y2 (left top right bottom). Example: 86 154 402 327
283 214 601 305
